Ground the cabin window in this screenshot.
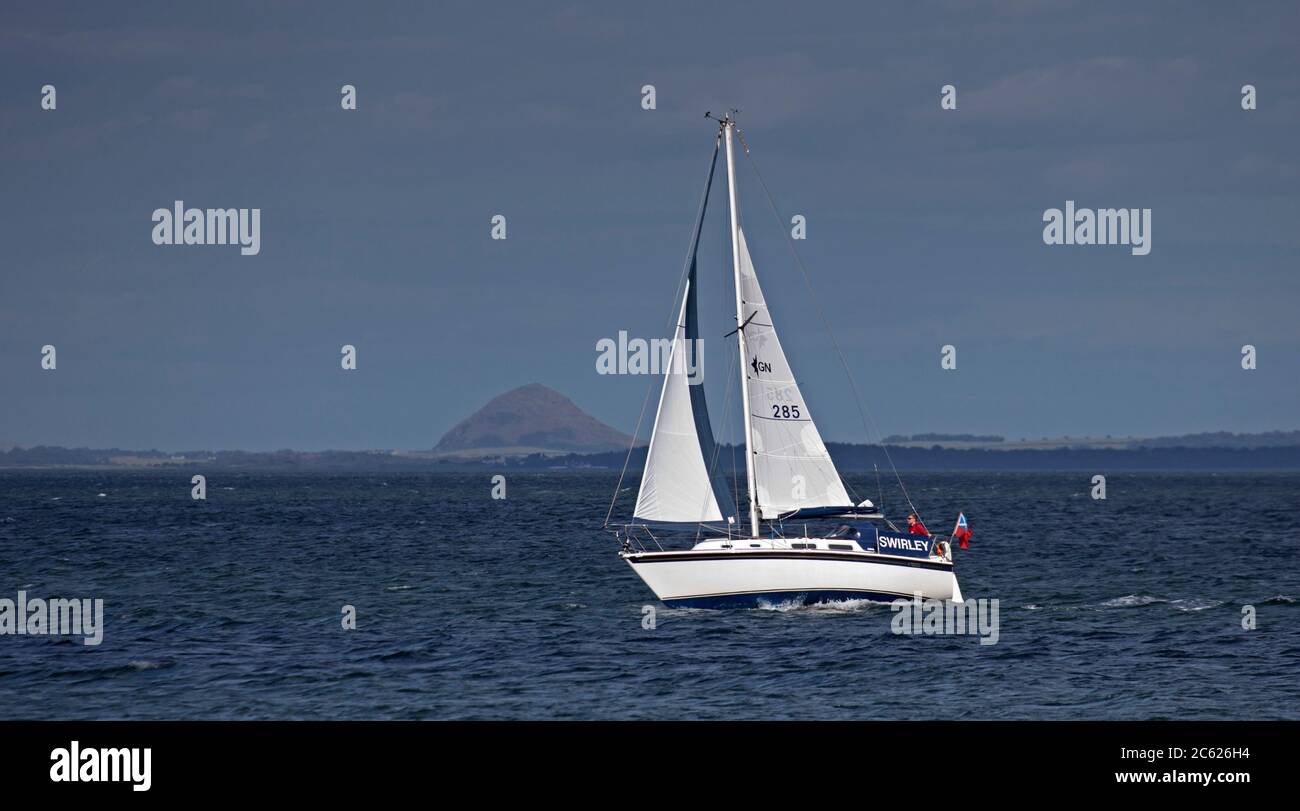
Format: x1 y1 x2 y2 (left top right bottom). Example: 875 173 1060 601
829 543 853 551
749 544 761 548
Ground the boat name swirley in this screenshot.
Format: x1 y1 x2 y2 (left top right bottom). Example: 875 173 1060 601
50 741 151 792
1042 201 1151 256
876 534 932 555
151 200 261 256
0 591 103 646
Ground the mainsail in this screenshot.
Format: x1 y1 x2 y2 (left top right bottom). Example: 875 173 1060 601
633 150 737 526
735 228 852 519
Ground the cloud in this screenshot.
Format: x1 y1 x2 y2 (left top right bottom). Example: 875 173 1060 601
550 5 627 41
656 52 887 130
167 107 217 131
371 90 456 135
958 57 1202 125
0 24 454 64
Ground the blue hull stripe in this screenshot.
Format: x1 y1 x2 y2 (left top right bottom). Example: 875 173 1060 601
663 588 912 609
628 551 952 572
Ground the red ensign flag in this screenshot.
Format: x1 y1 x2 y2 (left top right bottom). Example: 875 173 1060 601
954 513 972 549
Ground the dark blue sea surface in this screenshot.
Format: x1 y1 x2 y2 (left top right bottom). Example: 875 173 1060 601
0 470 1296 719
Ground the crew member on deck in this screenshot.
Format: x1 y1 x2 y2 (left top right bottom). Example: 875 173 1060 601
907 513 929 536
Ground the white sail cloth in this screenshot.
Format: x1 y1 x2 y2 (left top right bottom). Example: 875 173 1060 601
633 280 733 524
736 228 852 518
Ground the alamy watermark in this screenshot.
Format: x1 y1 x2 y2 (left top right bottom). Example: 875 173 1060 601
890 592 999 645
596 331 703 381
152 201 261 256
50 741 150 791
0 591 104 646
1043 201 1151 256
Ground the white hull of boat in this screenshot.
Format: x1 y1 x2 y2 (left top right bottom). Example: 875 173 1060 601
622 548 960 608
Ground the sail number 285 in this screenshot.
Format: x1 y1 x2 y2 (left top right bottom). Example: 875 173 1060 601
771 404 801 419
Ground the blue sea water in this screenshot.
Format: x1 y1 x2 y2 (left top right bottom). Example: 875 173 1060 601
0 470 1296 719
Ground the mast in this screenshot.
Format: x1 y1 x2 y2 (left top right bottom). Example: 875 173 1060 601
723 116 760 538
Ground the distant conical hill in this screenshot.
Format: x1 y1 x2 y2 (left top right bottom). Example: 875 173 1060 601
434 383 640 454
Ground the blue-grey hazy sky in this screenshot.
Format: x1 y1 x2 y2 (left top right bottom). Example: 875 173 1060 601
2 1 1297 450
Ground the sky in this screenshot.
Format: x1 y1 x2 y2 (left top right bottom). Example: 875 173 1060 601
1 1 1297 451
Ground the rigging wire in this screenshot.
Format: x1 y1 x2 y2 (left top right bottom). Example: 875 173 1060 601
694 176 743 540
604 134 723 530
704 331 740 537
734 126 924 524
721 180 743 538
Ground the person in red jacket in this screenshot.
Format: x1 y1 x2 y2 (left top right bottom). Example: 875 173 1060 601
907 513 929 536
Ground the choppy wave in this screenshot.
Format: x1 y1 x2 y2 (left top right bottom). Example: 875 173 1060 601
755 596 887 613
1077 595 1229 612
1098 594 1165 608
1169 598 1224 612
1 470 1296 720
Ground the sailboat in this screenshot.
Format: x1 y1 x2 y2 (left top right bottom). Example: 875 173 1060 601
610 112 964 609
